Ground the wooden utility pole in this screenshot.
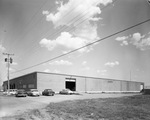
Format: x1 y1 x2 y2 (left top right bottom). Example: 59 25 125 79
3 53 14 94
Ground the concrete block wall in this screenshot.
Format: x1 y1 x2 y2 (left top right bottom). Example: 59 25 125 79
121 81 128 92
37 72 66 93
85 78 122 92
36 72 143 93
83 77 142 93
86 78 102 92
3 72 37 91
76 76 86 92
107 80 121 92
3 72 143 93
128 82 141 92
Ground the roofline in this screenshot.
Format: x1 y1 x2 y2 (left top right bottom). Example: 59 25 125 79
3 71 144 84
36 71 144 84
3 72 37 82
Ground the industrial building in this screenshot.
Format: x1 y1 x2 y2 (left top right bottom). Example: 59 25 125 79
3 71 144 93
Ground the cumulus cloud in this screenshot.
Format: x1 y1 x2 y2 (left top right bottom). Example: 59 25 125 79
49 59 73 65
40 32 90 52
73 22 99 41
40 38 56 51
115 36 128 41
116 32 150 50
115 36 129 46
105 61 119 67
132 33 142 41
131 33 150 51
120 41 128 46
44 0 112 27
41 0 113 52
42 10 49 15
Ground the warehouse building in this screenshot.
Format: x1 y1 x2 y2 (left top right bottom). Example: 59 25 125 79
3 71 144 93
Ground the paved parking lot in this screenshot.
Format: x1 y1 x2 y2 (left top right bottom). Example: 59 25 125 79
0 93 140 117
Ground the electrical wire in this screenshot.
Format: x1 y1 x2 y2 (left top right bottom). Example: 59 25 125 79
8 0 49 51
11 18 150 74
20 0 85 58
14 0 86 60
20 0 118 61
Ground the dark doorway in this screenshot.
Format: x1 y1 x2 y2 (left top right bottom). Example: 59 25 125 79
65 81 76 91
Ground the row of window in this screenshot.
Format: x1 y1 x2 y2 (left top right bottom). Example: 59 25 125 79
5 84 35 89
23 84 34 88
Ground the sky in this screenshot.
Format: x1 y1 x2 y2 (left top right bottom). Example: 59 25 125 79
0 0 150 86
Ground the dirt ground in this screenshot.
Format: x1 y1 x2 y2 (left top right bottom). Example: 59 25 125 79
0 93 139 118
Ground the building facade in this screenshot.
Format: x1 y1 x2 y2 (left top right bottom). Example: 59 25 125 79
3 72 144 93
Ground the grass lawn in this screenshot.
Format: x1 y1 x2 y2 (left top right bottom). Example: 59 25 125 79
3 94 150 120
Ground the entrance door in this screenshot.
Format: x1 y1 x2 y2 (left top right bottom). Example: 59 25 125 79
65 81 76 91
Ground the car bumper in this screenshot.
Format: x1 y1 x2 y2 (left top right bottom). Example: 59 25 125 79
16 94 27 97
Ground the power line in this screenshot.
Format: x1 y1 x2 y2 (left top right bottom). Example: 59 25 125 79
3 53 14 92
8 0 49 51
20 0 118 61
11 18 150 74
20 0 86 58
13 0 85 60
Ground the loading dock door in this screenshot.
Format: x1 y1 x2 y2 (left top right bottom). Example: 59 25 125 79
65 77 76 91
66 81 76 91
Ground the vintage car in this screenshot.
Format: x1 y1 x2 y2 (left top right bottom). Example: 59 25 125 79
3 89 17 95
27 89 40 96
42 89 55 96
15 89 27 97
59 89 74 95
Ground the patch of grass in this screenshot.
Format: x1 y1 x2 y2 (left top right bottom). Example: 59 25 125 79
2 95 150 120
43 95 150 120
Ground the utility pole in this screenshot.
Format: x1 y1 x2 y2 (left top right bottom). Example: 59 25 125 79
3 53 14 94
130 69 132 81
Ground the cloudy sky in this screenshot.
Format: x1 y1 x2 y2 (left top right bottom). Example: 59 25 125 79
0 0 150 86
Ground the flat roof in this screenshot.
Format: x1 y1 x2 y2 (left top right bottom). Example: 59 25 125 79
36 71 143 84
3 71 144 84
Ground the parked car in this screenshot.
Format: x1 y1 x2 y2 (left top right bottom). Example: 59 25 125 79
27 89 40 96
59 89 74 95
15 89 27 97
42 89 55 96
3 89 17 95
9 89 17 95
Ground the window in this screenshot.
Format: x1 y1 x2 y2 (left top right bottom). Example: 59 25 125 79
28 84 34 88
23 85 26 88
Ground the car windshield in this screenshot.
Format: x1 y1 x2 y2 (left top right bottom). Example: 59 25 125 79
17 90 25 93
47 89 52 91
10 89 17 92
64 89 70 91
31 90 38 92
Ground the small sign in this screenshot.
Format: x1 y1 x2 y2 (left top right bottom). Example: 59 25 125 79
65 77 76 81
